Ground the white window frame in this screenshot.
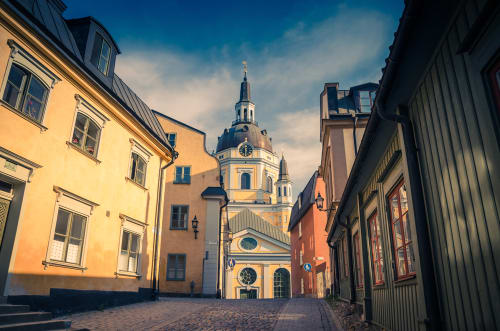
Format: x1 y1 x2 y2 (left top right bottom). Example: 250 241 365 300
0 40 60 127
68 95 109 160
299 221 302 238
127 138 152 188
116 214 145 278
43 186 98 270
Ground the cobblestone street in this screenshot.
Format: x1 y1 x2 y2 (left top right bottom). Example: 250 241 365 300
65 298 339 331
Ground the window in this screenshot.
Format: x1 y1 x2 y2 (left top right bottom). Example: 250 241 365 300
353 232 363 288
266 176 273 193
244 108 248 120
369 211 384 285
170 205 189 229
273 268 290 298
299 221 302 237
118 230 140 273
359 90 376 112
301 278 304 294
167 254 186 280
174 166 191 184
90 33 111 75
130 153 146 186
278 187 281 197
2 63 48 122
50 208 86 265
71 113 101 157
241 173 251 189
241 237 258 250
298 195 302 209
300 250 303 265
237 109 241 120
166 133 177 148
388 180 415 279
239 267 257 285
284 186 287 196
343 235 349 278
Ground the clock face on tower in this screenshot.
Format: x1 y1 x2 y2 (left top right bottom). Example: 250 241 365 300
239 143 253 157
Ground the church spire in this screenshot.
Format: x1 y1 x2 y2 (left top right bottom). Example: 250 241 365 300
278 154 290 181
239 60 251 102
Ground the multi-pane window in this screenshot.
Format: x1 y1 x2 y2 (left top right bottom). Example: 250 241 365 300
170 205 188 229
50 208 86 265
389 180 415 279
266 176 273 193
90 33 111 75
343 235 349 278
278 187 281 197
273 268 290 298
71 113 101 157
167 254 186 280
359 90 376 112
298 222 302 237
2 63 48 122
130 153 146 186
369 211 384 285
174 166 191 184
299 250 303 265
241 173 250 189
166 133 177 148
118 231 140 273
353 232 363 288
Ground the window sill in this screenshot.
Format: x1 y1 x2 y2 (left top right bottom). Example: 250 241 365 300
169 227 188 231
1 99 48 132
125 177 148 190
173 181 191 185
66 141 101 164
394 274 417 287
166 278 185 281
42 260 87 272
115 271 142 279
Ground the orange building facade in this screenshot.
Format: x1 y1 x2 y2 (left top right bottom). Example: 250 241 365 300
289 171 330 298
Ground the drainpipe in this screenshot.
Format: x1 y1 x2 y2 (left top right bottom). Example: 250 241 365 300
351 113 358 156
376 100 439 329
216 195 229 298
152 151 178 299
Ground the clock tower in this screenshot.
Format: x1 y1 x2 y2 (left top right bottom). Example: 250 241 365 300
215 64 293 231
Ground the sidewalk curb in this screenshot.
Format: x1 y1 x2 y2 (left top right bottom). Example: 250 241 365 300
322 300 344 331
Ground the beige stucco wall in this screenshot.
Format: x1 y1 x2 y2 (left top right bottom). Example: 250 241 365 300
155 115 220 294
0 9 172 296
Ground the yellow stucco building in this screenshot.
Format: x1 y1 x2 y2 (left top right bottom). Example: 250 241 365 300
216 68 292 299
0 0 174 311
154 112 226 297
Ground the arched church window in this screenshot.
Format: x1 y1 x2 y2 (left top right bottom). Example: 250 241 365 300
237 109 240 120
251 110 253 120
278 187 281 197
244 108 248 121
241 173 251 189
266 176 273 193
273 268 290 298
284 186 287 196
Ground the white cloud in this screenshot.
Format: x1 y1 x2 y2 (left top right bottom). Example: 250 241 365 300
115 7 392 198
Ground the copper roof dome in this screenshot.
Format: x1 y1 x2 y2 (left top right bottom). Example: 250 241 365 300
216 122 272 153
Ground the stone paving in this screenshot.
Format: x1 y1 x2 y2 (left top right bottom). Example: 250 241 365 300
66 297 340 330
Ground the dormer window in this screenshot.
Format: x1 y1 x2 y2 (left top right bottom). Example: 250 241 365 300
359 90 376 112
90 33 111 75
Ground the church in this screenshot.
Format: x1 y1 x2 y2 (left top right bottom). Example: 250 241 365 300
216 65 292 299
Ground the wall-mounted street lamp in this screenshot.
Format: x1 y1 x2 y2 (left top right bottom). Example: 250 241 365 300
315 193 336 212
192 216 199 239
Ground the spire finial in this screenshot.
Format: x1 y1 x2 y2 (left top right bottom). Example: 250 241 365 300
242 60 247 79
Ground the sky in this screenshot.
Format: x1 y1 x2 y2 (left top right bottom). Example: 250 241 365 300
65 0 404 199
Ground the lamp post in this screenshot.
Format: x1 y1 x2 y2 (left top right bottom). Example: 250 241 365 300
192 216 199 239
315 193 336 212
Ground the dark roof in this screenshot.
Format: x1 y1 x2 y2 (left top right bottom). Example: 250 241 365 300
289 171 318 231
229 209 290 245
201 187 227 199
65 16 121 54
216 122 273 153
324 82 378 117
5 0 171 151
239 74 251 102
278 155 289 181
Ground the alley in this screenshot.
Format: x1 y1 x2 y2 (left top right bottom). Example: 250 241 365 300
65 298 338 331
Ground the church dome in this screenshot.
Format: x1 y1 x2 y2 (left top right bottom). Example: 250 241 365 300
216 122 272 153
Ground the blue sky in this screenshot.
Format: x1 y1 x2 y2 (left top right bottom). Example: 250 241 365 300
65 0 404 197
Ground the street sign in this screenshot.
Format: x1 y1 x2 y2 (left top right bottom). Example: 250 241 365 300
304 263 312 272
228 258 236 268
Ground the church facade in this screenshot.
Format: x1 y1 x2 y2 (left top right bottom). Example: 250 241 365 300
216 68 292 299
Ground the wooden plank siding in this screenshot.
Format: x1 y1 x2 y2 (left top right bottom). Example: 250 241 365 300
409 1 500 329
372 283 419 331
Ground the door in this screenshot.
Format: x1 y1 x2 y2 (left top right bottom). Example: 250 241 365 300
273 268 290 298
0 197 11 250
240 289 257 299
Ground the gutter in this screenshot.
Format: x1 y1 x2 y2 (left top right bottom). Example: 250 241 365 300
216 193 229 298
152 151 178 298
